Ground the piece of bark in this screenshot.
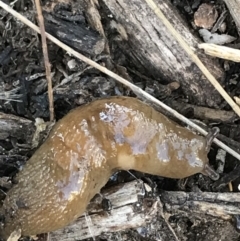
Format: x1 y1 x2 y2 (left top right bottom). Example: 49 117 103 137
167 99 238 123
161 191 240 220
49 180 157 240
223 0 240 36
100 0 224 107
0 112 34 143
43 12 105 56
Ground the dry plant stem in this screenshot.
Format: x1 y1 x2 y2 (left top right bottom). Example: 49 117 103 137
228 182 233 192
0 1 240 161
35 0 54 121
144 0 240 117
198 43 240 63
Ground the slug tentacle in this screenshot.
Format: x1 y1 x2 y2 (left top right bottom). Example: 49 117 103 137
205 127 220 152
0 96 218 239
200 127 220 180
201 163 219 181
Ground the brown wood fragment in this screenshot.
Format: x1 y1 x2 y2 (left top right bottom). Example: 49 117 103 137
194 3 218 29
167 100 238 123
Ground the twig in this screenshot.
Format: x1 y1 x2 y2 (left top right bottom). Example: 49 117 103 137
0 0 240 161
144 0 240 117
198 43 240 63
35 0 54 121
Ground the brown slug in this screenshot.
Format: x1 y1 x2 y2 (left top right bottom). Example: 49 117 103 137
0 96 219 239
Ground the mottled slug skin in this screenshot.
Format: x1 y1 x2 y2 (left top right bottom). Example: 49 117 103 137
0 96 209 238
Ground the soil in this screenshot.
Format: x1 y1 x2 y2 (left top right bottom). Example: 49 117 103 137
1 0 240 240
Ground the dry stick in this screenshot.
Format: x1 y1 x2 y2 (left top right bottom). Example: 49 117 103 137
144 0 240 118
0 1 240 162
35 0 54 121
198 43 240 63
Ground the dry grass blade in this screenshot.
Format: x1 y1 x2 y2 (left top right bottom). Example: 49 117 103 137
35 0 54 121
144 0 240 117
0 0 240 161
198 43 240 63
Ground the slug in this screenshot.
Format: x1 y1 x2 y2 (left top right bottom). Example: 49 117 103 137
0 96 219 239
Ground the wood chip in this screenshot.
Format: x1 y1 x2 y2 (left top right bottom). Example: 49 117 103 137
194 3 218 29
199 43 240 62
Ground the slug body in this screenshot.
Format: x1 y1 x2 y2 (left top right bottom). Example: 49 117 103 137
0 96 216 238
